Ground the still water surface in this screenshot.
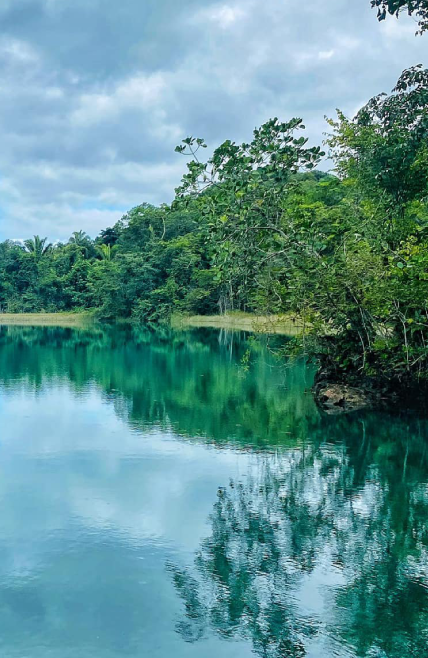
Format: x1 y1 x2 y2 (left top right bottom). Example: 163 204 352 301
0 325 427 657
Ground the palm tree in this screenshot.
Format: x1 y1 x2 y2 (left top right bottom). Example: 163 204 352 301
24 235 52 259
69 230 89 247
68 230 93 258
96 243 112 261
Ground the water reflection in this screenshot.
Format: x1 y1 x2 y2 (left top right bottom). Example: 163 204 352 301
171 422 428 657
0 324 316 446
0 325 426 657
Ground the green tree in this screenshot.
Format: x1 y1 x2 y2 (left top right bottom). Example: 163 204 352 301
96 244 113 261
175 118 324 312
97 225 121 247
321 66 428 384
23 235 52 260
68 231 95 258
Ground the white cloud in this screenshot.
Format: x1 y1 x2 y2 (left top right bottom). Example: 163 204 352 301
380 14 419 39
71 73 167 127
44 86 64 99
0 159 186 238
0 0 426 240
0 38 40 64
318 49 335 60
200 4 246 28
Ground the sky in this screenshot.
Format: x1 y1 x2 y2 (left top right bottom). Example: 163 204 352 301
0 0 426 241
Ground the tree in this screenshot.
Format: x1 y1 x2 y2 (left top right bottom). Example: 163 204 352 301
372 0 428 32
68 231 94 258
174 118 324 312
96 244 112 261
23 235 52 260
69 230 89 246
329 65 428 214
321 66 428 383
97 225 121 247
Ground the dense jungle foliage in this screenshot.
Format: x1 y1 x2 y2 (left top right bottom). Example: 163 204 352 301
1 66 428 390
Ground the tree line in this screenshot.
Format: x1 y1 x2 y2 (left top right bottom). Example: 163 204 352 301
0 205 220 320
1 60 427 390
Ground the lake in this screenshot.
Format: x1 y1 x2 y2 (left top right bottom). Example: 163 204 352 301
0 324 426 658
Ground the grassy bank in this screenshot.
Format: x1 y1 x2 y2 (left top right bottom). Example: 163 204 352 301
0 313 92 327
0 311 305 335
172 312 305 336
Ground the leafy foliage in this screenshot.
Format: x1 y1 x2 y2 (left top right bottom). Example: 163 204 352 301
171 68 428 389
372 0 428 32
0 203 218 320
320 66 428 385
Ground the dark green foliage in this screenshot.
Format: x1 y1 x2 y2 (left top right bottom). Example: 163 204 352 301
372 0 428 32
0 202 218 320
97 226 121 247
171 68 428 389
320 66 428 384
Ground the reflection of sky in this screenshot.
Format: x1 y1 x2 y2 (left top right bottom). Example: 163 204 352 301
0 384 255 657
1 374 427 657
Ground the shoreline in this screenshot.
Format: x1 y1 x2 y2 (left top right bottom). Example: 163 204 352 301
172 312 305 336
0 311 305 334
0 313 92 327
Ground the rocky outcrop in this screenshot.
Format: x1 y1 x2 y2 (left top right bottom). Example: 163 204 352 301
313 382 375 414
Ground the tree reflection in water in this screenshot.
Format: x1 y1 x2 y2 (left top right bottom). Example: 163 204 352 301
0 325 426 656
171 431 428 657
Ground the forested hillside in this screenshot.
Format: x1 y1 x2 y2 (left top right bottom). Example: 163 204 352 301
1 66 428 390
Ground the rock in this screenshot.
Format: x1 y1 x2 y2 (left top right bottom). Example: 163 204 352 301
313 383 373 414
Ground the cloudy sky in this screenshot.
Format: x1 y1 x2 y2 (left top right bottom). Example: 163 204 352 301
0 0 426 241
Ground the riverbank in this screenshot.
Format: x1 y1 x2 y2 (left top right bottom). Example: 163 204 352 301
0 311 305 334
172 312 305 336
0 313 92 326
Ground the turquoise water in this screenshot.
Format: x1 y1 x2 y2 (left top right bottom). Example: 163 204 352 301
0 325 426 657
